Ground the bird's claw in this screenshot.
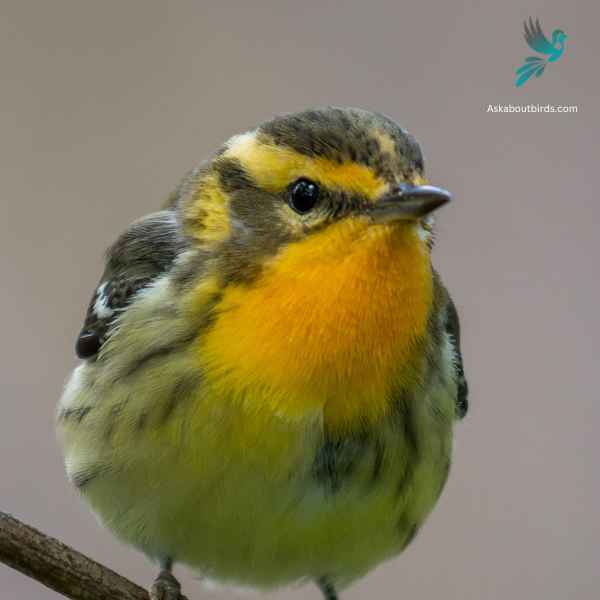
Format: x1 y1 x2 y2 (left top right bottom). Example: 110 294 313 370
150 569 188 600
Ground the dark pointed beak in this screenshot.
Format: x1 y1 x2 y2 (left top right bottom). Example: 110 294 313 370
367 184 452 224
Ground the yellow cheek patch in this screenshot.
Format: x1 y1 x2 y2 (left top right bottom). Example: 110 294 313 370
225 132 389 201
183 173 230 244
199 218 433 430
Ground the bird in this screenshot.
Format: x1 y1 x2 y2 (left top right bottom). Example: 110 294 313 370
57 107 468 600
515 17 567 87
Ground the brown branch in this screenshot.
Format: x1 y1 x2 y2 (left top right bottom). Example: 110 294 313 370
0 511 149 600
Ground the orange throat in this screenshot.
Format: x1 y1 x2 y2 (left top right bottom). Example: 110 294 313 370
200 218 434 429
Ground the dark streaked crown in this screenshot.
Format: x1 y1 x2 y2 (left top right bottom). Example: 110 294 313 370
258 107 425 181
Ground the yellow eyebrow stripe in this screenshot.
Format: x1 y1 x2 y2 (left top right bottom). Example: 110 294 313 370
224 132 389 201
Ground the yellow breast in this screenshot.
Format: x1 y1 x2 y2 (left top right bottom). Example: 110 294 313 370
199 217 433 429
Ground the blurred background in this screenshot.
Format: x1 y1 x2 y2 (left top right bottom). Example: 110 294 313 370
1 1 598 599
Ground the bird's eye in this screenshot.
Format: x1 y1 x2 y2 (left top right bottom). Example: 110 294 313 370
289 179 320 214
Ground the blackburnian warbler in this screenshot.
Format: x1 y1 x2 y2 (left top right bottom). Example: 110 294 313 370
57 107 468 600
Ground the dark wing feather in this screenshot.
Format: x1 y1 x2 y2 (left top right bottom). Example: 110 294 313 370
445 296 469 419
524 17 555 55
75 210 184 359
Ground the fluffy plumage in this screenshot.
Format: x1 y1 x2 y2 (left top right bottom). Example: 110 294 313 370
57 107 467 599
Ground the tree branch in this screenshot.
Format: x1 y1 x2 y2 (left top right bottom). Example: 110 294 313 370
0 511 150 600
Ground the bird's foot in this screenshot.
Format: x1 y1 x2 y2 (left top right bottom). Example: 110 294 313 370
150 569 188 600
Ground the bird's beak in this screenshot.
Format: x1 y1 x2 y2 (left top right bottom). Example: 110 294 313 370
367 184 451 224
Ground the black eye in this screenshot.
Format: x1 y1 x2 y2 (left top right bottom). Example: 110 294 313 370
289 178 320 214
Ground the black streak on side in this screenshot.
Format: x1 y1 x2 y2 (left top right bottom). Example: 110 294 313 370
371 438 385 484
58 405 92 423
392 390 419 461
313 436 361 493
70 464 110 490
312 430 386 494
120 332 197 380
128 291 223 377
158 373 203 426
446 297 469 419
390 389 420 500
135 411 148 433
103 399 128 443
393 395 422 546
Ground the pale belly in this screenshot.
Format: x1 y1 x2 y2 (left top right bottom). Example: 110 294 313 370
57 360 455 588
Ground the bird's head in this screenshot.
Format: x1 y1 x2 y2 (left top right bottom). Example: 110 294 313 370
178 107 450 284
175 107 453 424
552 29 567 45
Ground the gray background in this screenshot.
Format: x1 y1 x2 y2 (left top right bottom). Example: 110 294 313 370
1 1 598 599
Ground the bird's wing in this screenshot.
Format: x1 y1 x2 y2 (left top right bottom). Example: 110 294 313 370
75 210 185 359
445 296 469 419
523 17 555 55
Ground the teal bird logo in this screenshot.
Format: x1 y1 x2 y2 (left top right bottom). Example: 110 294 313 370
515 18 567 87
